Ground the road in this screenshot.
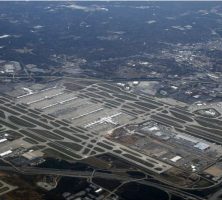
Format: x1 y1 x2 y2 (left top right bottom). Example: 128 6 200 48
209 188 222 200
0 165 206 200
0 166 135 181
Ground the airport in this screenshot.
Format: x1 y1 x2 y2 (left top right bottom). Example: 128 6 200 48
1 79 222 187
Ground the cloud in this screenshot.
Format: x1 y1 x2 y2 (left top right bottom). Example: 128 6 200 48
63 4 108 12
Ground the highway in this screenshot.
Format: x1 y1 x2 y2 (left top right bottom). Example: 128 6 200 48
209 188 222 200
0 165 206 200
0 166 135 181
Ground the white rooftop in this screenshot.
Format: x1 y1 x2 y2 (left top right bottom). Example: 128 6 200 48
0 150 12 157
194 142 210 151
170 156 182 162
0 138 7 143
